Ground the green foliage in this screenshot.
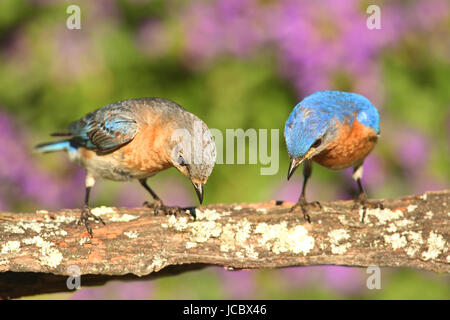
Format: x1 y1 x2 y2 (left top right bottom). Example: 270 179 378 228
0 0 448 300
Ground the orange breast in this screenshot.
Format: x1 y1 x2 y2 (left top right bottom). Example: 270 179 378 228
117 122 172 174
313 119 378 170
78 120 174 179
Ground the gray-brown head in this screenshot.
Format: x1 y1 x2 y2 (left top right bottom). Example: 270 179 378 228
167 112 216 204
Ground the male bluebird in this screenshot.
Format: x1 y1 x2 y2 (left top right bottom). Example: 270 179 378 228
284 90 381 222
36 98 216 236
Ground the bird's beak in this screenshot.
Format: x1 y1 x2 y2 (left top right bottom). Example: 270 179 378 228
192 182 204 204
287 158 302 180
287 149 316 180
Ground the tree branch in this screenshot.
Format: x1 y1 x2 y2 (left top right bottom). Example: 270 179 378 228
1 189 449 298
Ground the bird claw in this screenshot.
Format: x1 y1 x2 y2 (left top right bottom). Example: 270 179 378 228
289 199 320 223
78 205 105 238
143 200 181 216
353 197 384 223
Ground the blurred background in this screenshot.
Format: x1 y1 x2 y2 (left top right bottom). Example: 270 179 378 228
0 0 449 299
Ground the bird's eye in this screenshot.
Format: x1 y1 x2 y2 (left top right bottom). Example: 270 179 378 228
178 155 188 166
312 138 322 148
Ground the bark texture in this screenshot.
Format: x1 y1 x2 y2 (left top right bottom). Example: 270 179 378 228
0 189 449 298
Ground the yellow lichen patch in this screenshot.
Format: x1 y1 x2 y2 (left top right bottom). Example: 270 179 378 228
328 229 351 254
147 251 167 272
50 215 78 224
195 208 230 221
383 233 407 250
3 219 69 239
186 241 198 249
254 222 314 255
234 219 252 244
109 214 138 222
219 224 236 253
244 245 259 259
124 231 139 239
387 223 397 233
365 207 404 224
3 223 25 234
16 221 43 234
165 215 222 245
422 232 447 261
189 221 222 243
79 237 90 245
218 219 256 259
338 215 349 226
407 205 418 213
394 219 414 228
166 215 188 231
404 231 423 257
22 236 63 268
91 206 116 216
90 206 137 222
165 213 315 257
1 241 21 254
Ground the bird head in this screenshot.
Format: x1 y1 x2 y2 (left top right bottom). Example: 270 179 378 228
284 91 380 180
168 116 216 204
284 104 338 180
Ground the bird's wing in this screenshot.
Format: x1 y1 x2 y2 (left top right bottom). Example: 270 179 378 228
69 103 139 153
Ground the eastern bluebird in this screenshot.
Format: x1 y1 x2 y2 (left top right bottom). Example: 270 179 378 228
284 90 381 222
36 98 216 236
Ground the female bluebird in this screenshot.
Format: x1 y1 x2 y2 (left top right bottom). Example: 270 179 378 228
284 90 381 222
36 98 216 237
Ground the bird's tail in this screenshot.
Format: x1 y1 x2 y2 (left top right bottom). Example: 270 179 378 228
34 140 72 153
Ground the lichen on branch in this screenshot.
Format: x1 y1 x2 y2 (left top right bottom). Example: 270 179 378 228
0 189 449 299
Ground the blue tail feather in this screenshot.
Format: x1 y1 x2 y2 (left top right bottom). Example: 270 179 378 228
34 140 72 153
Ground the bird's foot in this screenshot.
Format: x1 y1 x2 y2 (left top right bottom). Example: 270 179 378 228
353 195 384 223
77 205 105 238
289 198 321 223
143 199 182 216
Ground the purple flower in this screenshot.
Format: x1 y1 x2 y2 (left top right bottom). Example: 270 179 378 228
116 281 153 300
180 0 450 98
218 268 256 299
71 287 108 300
342 153 386 191
393 128 430 173
183 0 266 63
278 266 322 288
0 111 82 210
322 266 365 295
279 266 365 295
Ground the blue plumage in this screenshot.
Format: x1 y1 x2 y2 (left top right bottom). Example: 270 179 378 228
35 140 74 153
284 90 382 222
285 90 380 158
36 103 138 156
68 102 138 152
